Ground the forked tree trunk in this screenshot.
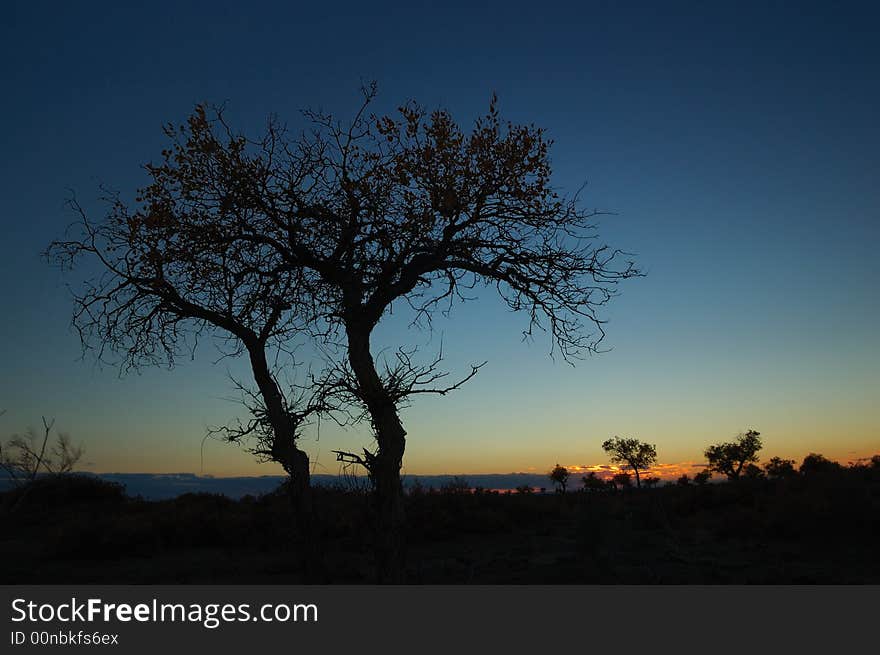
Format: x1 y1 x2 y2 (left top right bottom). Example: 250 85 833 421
346 324 407 583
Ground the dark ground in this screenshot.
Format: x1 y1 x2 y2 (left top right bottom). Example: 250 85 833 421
2 465 878 584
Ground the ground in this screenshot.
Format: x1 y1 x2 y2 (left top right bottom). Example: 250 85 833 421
2 466 878 584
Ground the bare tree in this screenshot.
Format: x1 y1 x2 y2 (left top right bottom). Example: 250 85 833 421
601 437 658 488
0 417 84 486
704 429 762 481
49 86 640 581
45 136 328 538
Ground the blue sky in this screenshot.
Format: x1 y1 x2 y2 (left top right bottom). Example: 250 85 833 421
1 1 878 476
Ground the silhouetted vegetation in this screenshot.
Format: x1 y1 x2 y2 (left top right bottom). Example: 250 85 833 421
764 457 797 479
601 437 657 488
705 430 762 480
3 454 877 584
549 464 569 493
0 417 84 487
582 472 606 492
610 472 633 490
799 453 842 476
47 88 641 582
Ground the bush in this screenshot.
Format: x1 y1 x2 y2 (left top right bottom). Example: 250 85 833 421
800 453 842 476
2 473 126 510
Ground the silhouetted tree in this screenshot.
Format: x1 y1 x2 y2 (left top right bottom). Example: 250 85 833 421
642 476 661 488
743 463 765 480
0 417 83 486
872 455 880 469
601 437 657 488
611 471 633 489
581 471 606 492
676 474 691 486
799 453 841 476
549 463 570 494
440 476 471 495
49 86 640 581
693 470 712 486
46 157 332 544
704 429 762 480
764 456 797 479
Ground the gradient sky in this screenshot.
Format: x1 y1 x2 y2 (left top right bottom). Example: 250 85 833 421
1 1 878 477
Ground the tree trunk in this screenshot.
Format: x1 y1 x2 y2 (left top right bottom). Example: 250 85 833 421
246 344 318 580
634 468 641 488
346 324 407 583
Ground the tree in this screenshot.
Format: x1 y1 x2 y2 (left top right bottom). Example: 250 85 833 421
47 176 328 560
642 476 661 488
743 463 765 480
610 471 632 489
601 437 658 488
799 453 841 476
0 417 84 486
676 474 691 486
581 471 606 492
764 456 796 479
49 87 640 581
549 464 570 494
704 429 762 481
440 476 471 495
693 470 712 486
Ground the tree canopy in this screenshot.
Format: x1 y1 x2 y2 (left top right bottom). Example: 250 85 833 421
47 85 641 581
704 430 762 480
549 463 570 493
601 436 658 488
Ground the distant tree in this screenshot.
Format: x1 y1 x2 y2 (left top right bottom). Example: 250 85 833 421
515 484 534 495
581 471 606 492
549 464 570 494
743 463 765 480
407 478 427 497
764 456 797 479
872 455 880 469
611 471 633 489
704 429 762 480
601 437 658 488
676 474 691 486
440 476 471 495
693 470 712 486
0 417 84 487
799 453 841 476
642 476 661 488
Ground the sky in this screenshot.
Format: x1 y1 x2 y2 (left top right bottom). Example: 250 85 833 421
1 1 878 478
